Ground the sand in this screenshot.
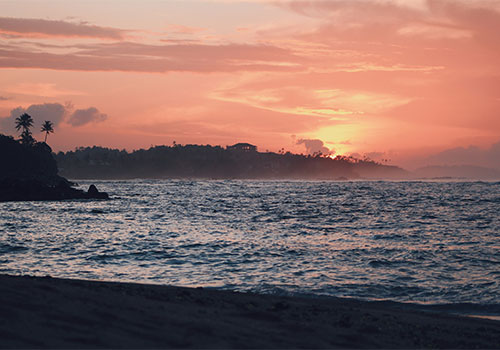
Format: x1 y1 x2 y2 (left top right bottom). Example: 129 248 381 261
0 274 499 349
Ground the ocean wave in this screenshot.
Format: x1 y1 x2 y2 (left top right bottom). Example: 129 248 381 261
1 180 499 308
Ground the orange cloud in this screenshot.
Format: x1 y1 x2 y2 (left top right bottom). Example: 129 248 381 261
254 0 500 143
211 84 409 119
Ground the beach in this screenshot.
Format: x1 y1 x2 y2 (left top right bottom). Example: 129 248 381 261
1 274 499 349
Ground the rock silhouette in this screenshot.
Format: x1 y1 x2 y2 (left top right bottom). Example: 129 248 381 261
0 134 109 202
86 184 109 199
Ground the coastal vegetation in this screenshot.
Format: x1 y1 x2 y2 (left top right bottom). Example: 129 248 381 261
0 115 108 201
14 113 35 146
41 120 54 143
55 144 408 180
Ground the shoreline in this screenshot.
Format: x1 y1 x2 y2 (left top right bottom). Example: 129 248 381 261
1 274 499 349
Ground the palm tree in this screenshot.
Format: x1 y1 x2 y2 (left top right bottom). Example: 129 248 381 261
15 113 34 133
41 120 54 143
15 113 35 145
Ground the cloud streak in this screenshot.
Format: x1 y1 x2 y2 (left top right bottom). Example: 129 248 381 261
277 0 500 67
0 17 126 39
0 41 303 73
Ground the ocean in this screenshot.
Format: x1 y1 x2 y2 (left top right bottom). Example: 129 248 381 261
1 180 499 315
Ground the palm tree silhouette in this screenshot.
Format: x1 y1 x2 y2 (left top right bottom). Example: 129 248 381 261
15 113 35 145
41 120 54 143
15 113 33 132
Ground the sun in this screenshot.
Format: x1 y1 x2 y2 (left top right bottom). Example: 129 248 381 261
308 123 362 157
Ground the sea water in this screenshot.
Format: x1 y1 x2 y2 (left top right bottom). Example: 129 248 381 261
1 180 499 313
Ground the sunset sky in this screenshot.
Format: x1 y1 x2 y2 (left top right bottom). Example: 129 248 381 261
1 0 500 168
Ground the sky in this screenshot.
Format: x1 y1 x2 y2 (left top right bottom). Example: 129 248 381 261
1 0 500 169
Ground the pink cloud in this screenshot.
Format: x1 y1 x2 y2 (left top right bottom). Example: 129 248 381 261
277 0 500 67
0 41 303 73
0 102 68 134
259 1 500 119
68 107 108 127
0 102 110 135
296 138 332 155
0 17 126 39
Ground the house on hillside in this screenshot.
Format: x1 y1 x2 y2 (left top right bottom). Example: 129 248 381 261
226 143 257 152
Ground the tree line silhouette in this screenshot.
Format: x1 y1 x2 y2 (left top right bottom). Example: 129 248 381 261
55 144 408 180
3 112 407 180
14 113 54 146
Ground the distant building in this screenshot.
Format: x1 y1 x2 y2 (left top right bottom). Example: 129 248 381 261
227 143 257 152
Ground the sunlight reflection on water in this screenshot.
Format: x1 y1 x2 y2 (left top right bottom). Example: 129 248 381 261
1 180 499 308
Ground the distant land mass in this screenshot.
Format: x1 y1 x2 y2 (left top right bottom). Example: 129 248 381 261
413 165 500 181
55 143 408 180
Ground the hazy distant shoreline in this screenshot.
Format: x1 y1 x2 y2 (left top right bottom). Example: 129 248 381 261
1 274 499 349
68 177 500 182
55 144 409 180
55 145 500 181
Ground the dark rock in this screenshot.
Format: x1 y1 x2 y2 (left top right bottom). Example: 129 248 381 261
0 134 110 202
86 185 109 200
88 184 98 194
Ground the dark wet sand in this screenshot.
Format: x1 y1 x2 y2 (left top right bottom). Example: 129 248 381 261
1 274 499 349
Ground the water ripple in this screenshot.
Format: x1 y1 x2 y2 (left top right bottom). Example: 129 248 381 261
0 180 499 310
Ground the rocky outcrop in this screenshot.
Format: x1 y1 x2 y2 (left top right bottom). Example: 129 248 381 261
85 184 109 200
0 134 109 202
0 178 109 202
